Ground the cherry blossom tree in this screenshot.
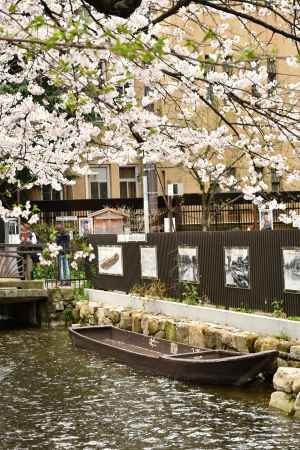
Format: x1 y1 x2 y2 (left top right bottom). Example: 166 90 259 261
0 1 300 228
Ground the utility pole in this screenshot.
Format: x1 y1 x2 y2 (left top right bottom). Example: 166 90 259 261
143 173 150 233
143 163 158 233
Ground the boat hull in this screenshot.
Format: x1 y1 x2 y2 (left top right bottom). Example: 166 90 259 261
69 326 278 386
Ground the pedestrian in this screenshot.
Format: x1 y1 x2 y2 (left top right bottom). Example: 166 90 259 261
17 223 38 278
20 223 37 244
56 223 71 286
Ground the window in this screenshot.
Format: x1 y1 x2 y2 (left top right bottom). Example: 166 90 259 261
119 166 137 198
267 58 277 94
224 55 233 77
250 60 260 99
42 186 63 201
144 85 155 112
227 167 237 192
116 81 132 96
271 168 281 193
255 166 264 181
203 54 215 102
98 59 107 86
88 166 109 199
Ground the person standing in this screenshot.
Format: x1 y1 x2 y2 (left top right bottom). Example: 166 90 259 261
21 223 37 244
17 224 38 279
56 223 71 286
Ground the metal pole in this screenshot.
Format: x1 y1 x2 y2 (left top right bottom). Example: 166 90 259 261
143 175 150 234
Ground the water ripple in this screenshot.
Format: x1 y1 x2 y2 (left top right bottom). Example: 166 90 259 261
0 329 300 450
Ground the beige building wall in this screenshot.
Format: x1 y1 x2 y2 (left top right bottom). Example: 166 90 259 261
30 10 300 202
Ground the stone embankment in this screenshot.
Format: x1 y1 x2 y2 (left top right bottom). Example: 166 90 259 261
47 288 78 326
72 300 300 364
270 365 300 417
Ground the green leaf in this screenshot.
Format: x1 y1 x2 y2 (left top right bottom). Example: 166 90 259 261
239 48 257 61
202 29 217 43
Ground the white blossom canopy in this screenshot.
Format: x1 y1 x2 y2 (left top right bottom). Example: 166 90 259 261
0 0 300 202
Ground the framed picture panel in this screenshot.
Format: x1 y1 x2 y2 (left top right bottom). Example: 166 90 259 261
98 245 123 276
140 246 158 279
178 246 199 283
259 208 273 231
224 247 250 289
79 217 94 237
282 247 300 293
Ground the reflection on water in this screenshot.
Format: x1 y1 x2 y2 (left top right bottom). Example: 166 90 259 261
1 329 300 450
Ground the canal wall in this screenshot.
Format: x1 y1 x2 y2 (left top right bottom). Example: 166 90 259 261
69 289 300 364
0 281 79 328
86 289 300 340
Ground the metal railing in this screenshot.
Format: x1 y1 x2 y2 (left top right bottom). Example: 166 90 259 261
33 192 300 231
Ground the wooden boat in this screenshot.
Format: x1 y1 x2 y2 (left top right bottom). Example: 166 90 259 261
100 253 119 270
69 326 278 386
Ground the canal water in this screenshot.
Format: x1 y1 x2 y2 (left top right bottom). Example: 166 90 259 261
1 329 300 450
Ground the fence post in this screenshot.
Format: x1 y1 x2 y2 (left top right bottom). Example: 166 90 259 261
25 254 32 280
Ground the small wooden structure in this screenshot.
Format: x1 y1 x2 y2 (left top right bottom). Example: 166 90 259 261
89 208 129 234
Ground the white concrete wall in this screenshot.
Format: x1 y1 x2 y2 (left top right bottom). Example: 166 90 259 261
86 289 300 339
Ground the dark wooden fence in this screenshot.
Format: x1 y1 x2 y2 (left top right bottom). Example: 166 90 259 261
34 191 300 232
89 230 300 317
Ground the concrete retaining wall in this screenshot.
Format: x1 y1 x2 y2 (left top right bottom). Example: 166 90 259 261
86 289 300 340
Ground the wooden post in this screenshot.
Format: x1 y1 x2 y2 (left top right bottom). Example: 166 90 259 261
253 204 259 230
25 254 32 280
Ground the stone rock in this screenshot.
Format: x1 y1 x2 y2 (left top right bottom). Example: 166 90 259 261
141 314 151 335
158 318 167 331
277 357 289 368
290 346 300 361
49 320 66 328
88 302 99 315
105 309 121 325
148 316 160 335
119 310 132 330
72 307 80 323
278 340 291 353
202 326 223 349
132 311 143 333
95 307 106 325
273 367 300 393
79 303 90 320
155 330 165 339
60 288 75 301
176 322 190 344
88 314 97 326
254 337 280 352
294 393 300 417
269 391 295 415
48 288 62 303
188 322 208 348
230 331 258 353
55 301 64 312
293 379 300 395
288 361 300 369
165 320 177 341
220 330 233 349
103 317 113 326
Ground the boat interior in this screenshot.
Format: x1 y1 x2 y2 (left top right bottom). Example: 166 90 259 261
73 326 242 359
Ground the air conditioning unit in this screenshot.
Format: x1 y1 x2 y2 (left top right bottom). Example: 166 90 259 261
167 183 184 196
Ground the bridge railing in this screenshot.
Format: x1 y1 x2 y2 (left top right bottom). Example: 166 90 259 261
0 244 42 280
